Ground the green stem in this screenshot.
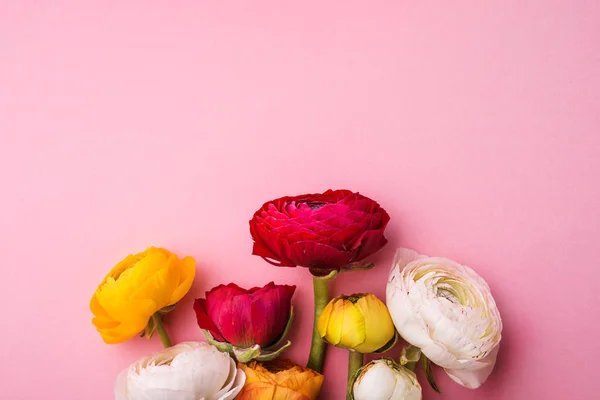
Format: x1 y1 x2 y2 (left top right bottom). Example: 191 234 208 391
346 351 364 400
152 313 172 348
306 276 330 372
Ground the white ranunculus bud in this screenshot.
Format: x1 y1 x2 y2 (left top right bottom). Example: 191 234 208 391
386 248 502 389
114 342 245 400
353 359 421 400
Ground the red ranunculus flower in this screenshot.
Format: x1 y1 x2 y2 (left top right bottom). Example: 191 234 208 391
194 282 295 353
249 189 390 275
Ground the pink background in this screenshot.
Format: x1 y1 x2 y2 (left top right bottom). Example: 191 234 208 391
1 1 599 399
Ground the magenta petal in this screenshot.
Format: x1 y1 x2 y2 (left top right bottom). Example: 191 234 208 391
206 286 254 348
250 223 284 262
249 283 296 347
252 223 296 267
250 190 389 270
353 230 389 260
284 240 352 269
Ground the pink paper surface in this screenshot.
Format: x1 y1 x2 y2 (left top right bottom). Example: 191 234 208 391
1 1 599 399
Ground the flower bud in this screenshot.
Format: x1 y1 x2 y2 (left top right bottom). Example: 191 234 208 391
194 282 295 362
318 293 396 353
353 359 422 400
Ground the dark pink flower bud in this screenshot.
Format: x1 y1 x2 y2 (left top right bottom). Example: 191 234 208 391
194 282 296 349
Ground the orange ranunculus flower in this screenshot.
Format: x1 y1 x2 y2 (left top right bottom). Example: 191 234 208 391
236 359 324 400
90 247 195 344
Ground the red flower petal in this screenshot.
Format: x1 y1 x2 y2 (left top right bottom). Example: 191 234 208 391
205 286 254 347
249 284 296 346
197 282 296 348
193 298 225 342
249 189 389 270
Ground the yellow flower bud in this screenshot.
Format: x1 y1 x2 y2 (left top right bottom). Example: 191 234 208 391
236 359 324 400
318 293 396 353
90 247 196 344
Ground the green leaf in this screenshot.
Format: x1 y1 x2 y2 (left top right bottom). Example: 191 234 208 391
422 357 441 393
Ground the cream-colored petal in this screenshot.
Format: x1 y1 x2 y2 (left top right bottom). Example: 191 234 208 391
217 367 246 400
444 345 499 389
114 368 129 400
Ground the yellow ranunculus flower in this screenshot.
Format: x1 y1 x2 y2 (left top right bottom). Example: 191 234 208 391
236 359 323 400
318 293 396 353
90 247 196 344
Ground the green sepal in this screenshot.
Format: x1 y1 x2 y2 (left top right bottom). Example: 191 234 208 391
141 303 178 339
158 304 177 315
140 317 156 339
264 307 294 351
253 341 291 362
234 344 262 363
202 329 292 363
202 330 234 353
400 345 421 364
400 344 421 371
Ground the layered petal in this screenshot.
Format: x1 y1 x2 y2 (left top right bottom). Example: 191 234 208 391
250 190 389 272
115 342 245 400
386 248 502 389
237 359 323 400
90 247 196 344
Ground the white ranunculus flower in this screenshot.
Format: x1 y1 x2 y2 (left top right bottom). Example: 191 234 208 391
114 342 246 400
386 248 502 389
353 359 421 400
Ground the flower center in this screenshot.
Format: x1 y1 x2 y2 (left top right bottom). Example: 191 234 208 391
436 287 459 304
305 201 328 210
342 293 366 303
